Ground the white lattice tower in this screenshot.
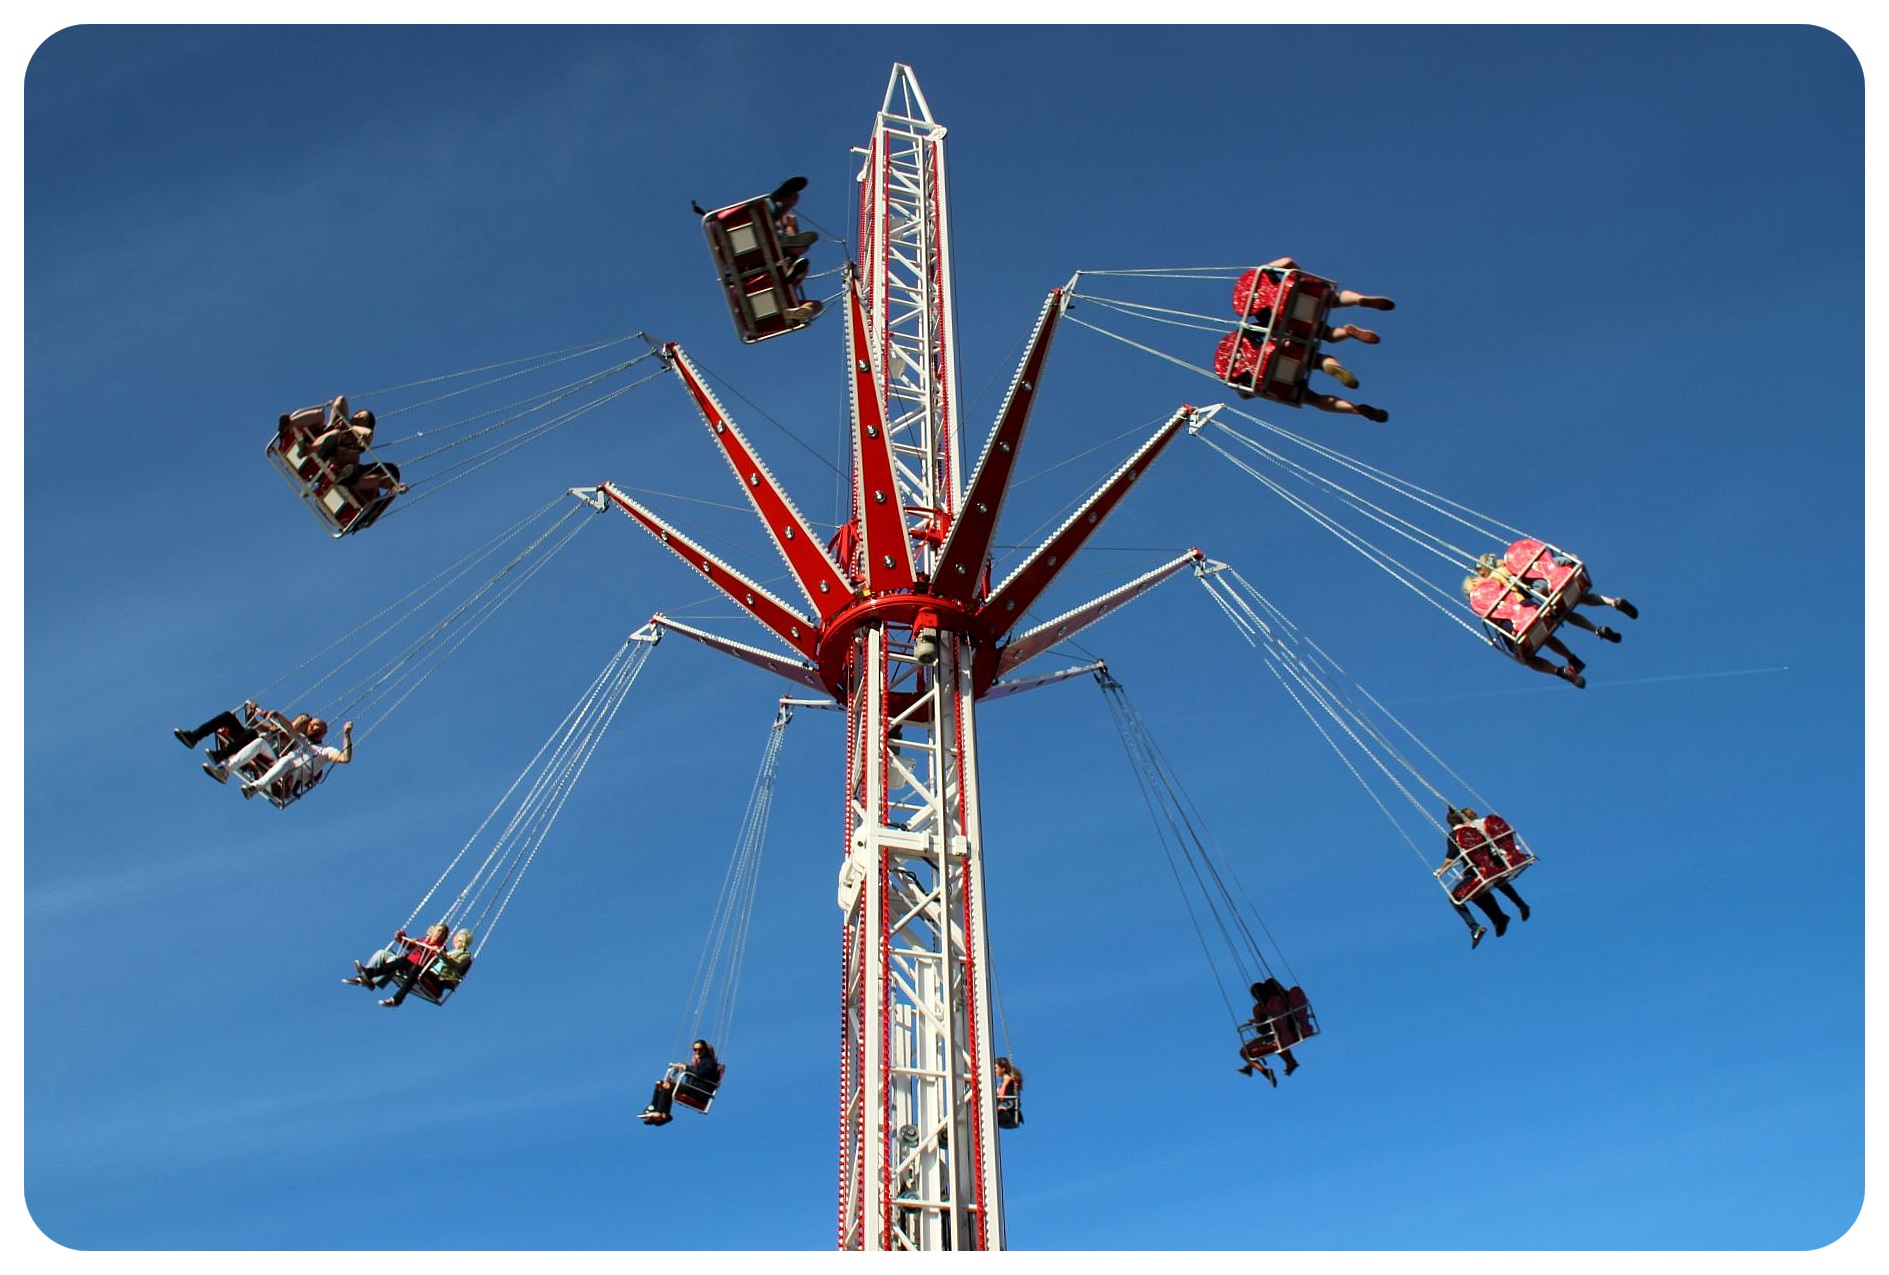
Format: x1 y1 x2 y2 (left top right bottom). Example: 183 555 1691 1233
593 60 1202 1254
836 63 1001 1252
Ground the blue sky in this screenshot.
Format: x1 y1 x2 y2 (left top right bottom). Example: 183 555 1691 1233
16 19 1871 1261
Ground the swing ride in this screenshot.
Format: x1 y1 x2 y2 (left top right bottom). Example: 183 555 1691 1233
177 62 1641 1252
698 175 826 342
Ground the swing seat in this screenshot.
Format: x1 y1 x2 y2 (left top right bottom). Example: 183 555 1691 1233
1440 822 1535 901
215 725 328 809
995 1095 1024 1129
1284 985 1315 1043
1466 574 1576 658
672 1064 726 1113
406 956 469 1007
1504 540 1585 599
701 196 818 344
1241 988 1318 1059
1213 330 1318 406
267 399 381 538
256 758 329 810
1477 815 1536 881
1502 540 1589 640
1232 267 1335 343
1480 813 1527 867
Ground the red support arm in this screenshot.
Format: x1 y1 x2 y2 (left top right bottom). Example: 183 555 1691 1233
650 613 830 695
844 274 917 595
598 482 820 660
980 659 1108 704
976 406 1195 640
666 345 854 621
932 289 1064 604
995 549 1204 677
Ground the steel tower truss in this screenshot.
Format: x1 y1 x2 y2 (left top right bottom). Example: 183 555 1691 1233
588 64 1208 1250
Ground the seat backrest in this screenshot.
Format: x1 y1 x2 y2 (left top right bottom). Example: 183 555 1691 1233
1467 577 1524 624
1214 330 1263 388
1232 267 1280 324
1452 824 1495 879
1274 272 1334 341
1479 813 1521 861
1504 539 1579 597
1285 987 1316 1039
1254 338 1313 403
672 1064 726 1113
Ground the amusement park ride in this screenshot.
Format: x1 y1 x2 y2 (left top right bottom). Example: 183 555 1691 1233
188 63 1633 1251
602 68 1201 1250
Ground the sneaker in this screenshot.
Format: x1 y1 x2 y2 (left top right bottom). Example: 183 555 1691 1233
1258 1065 1277 1088
240 784 257 800
1518 903 1532 922
202 762 228 783
1615 599 1639 620
1355 404 1389 423
1493 915 1510 938
1470 924 1487 949
1282 1056 1300 1076
1323 359 1360 390
1598 627 1622 643
354 960 369 980
1357 296 1396 310
174 728 198 748
380 998 399 1008
342 977 365 986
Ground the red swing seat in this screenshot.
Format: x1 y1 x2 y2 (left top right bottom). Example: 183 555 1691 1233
1467 551 1593 659
700 196 818 344
1502 539 1590 630
266 398 382 537
1214 266 1335 406
406 955 470 1006
1239 985 1319 1061
672 1063 727 1114
1438 820 1536 902
1214 330 1320 406
1466 575 1553 656
1232 266 1335 342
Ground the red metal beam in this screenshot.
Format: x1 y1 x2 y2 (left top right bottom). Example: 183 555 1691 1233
976 405 1195 640
666 345 855 621
650 613 830 694
995 549 1204 677
844 274 917 595
598 482 820 660
932 289 1064 603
